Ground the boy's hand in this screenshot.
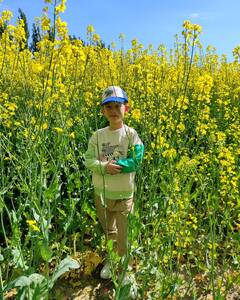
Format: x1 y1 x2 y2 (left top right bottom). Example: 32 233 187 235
106 160 122 175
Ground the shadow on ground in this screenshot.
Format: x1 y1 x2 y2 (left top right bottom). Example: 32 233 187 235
50 264 115 300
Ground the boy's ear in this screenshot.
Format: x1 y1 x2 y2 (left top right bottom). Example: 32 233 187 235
124 104 130 112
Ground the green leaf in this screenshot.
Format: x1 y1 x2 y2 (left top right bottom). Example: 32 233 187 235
232 233 240 242
49 256 80 288
10 275 30 287
12 248 27 269
0 196 4 213
4 273 46 293
118 285 130 300
39 242 52 262
57 207 67 217
82 200 96 222
28 273 46 285
43 179 60 201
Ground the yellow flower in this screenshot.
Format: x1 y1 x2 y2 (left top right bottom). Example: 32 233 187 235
131 108 141 122
54 127 64 133
111 42 116 49
55 0 67 14
27 220 40 232
41 15 51 31
87 25 95 34
176 96 189 110
162 148 177 159
56 16 68 38
14 121 21 127
5 102 17 111
93 33 100 43
41 123 48 130
177 122 185 132
193 24 202 33
84 92 93 106
163 255 169 264
69 132 75 139
66 118 73 128
183 20 192 30
1 10 13 22
32 62 43 74
31 117 36 125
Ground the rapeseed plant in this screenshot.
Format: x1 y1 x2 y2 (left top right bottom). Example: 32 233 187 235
0 2 239 298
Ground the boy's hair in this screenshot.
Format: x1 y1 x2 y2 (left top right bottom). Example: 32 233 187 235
101 86 128 106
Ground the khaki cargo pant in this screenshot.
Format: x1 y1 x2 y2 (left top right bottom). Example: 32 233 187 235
94 194 134 256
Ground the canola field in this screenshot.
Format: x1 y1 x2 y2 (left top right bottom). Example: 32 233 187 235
1 1 240 299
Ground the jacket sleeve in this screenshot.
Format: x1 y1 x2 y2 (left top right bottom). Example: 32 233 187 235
116 144 144 173
84 134 108 175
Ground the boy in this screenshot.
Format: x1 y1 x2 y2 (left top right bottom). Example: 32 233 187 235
84 86 144 280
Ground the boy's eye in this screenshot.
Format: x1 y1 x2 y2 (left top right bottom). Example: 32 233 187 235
104 103 122 110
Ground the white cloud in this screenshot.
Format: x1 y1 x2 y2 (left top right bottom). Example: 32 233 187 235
189 13 200 19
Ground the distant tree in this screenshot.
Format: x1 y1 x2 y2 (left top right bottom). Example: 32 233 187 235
30 22 41 53
69 34 85 46
0 21 7 38
97 40 107 48
69 34 78 41
47 27 55 42
18 8 29 49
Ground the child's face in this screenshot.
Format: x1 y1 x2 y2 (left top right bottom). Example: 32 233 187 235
101 102 128 124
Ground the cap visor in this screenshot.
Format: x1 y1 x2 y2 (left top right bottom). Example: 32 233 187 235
101 97 127 105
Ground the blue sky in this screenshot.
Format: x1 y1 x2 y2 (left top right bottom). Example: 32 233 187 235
1 0 240 60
